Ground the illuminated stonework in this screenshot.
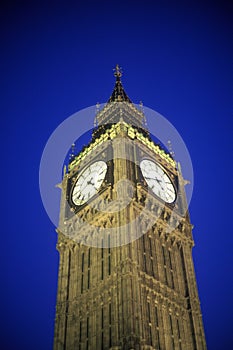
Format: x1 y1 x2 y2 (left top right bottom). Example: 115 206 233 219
53 68 206 350
68 121 176 173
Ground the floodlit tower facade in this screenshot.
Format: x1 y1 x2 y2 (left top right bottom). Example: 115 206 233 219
53 66 206 350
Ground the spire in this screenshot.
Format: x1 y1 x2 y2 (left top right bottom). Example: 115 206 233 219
108 64 132 103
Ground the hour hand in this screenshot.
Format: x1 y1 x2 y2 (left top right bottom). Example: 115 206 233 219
87 178 94 186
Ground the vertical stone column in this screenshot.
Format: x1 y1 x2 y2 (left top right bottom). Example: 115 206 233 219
182 243 207 350
54 239 70 350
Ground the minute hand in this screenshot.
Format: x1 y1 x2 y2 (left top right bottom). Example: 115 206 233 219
145 176 162 183
145 176 155 180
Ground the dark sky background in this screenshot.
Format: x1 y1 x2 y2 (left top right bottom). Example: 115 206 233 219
1 1 233 349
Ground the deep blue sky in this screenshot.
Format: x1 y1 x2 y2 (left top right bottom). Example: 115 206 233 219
1 1 233 349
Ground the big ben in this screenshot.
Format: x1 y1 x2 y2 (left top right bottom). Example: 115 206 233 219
53 65 207 349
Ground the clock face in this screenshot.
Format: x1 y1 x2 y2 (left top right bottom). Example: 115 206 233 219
140 159 176 203
71 161 107 206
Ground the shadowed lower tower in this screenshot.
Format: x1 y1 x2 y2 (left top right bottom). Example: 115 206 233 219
53 65 207 350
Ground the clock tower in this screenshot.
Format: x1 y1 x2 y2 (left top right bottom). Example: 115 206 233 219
53 66 206 350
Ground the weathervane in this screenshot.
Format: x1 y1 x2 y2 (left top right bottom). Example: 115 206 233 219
113 64 122 78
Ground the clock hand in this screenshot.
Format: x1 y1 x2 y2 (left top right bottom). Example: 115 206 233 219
87 179 95 185
155 179 162 183
146 176 163 185
145 176 155 181
86 178 99 192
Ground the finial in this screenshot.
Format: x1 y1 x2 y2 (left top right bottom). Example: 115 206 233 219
63 165 67 177
113 64 122 79
94 102 100 127
96 102 100 112
139 101 147 128
139 101 144 111
71 143 75 154
108 65 132 103
69 143 76 161
167 140 175 158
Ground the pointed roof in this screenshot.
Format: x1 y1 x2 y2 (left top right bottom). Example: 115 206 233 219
95 65 149 131
108 64 132 103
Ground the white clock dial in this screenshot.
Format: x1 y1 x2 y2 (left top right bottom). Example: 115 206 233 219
140 159 176 203
72 161 107 205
